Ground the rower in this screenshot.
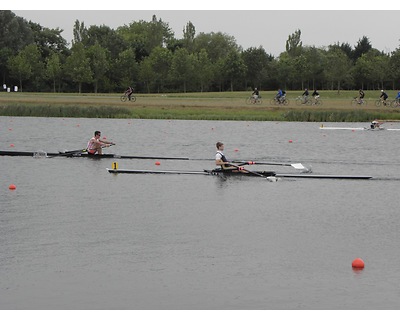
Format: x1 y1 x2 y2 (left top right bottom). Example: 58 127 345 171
215 142 236 170
370 119 382 129
87 130 115 155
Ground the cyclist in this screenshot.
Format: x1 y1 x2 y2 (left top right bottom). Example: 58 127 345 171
125 86 134 101
302 88 309 104
358 89 365 104
395 90 400 101
281 89 286 103
312 89 320 104
252 88 259 103
380 89 388 106
275 88 283 103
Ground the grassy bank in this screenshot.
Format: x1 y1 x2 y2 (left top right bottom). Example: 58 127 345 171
1 91 400 122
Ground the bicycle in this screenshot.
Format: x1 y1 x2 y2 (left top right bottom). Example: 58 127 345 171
295 96 311 106
311 98 323 106
391 99 400 107
351 97 367 106
120 94 136 102
246 96 262 105
270 96 289 106
375 98 391 107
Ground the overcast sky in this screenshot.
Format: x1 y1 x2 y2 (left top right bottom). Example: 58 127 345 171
8 2 400 57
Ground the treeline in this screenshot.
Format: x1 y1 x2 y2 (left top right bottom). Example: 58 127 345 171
1 10 400 94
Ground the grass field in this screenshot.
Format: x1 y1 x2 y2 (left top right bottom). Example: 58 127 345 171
1 90 400 121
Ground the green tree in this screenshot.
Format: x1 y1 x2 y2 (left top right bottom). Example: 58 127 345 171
117 15 174 59
0 10 34 83
182 21 196 53
138 57 154 93
352 52 375 89
193 32 239 63
329 42 353 60
276 52 296 89
115 48 139 90
146 47 173 92
65 42 92 93
194 49 214 92
170 48 194 93
242 46 273 90
370 53 391 89
389 48 400 87
45 52 62 92
8 44 43 91
324 48 353 92
8 53 31 92
84 25 127 61
303 46 326 90
221 49 247 91
0 11 34 52
293 54 309 89
286 29 302 57
353 36 372 61
29 21 68 59
73 19 88 44
87 43 109 93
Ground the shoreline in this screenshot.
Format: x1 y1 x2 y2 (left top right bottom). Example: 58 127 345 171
1 91 399 122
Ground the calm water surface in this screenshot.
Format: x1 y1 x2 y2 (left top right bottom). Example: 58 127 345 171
1 117 400 309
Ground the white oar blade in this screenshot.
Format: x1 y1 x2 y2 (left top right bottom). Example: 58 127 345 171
291 163 305 170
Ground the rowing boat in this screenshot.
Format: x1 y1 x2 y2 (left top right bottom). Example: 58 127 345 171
106 167 372 179
0 150 189 160
319 126 400 131
105 168 275 176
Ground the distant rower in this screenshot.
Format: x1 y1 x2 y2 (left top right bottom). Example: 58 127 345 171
370 119 382 129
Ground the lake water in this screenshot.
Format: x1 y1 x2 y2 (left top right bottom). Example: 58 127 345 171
1 116 400 310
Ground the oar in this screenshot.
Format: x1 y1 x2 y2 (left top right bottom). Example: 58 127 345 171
228 164 270 178
232 160 306 170
48 144 114 158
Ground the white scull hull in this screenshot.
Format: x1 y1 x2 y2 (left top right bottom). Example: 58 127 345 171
320 127 400 131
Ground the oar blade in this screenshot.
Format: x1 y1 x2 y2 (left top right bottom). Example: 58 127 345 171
291 163 305 170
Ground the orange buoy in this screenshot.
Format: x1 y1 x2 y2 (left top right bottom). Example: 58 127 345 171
155 161 161 165
352 258 365 269
9 184 16 190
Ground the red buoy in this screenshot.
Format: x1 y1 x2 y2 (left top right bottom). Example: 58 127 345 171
352 258 365 269
155 161 161 165
289 140 293 143
9 184 16 190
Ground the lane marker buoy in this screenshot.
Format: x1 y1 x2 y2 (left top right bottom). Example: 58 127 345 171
352 258 365 269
